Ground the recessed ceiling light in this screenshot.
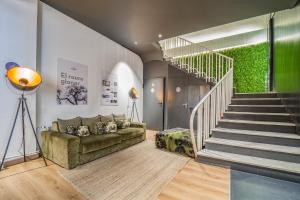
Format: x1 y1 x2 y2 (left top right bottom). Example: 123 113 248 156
158 34 162 38
134 41 138 45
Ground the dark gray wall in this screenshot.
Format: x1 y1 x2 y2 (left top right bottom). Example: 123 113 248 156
144 60 168 129
167 66 210 129
144 60 168 80
144 60 209 130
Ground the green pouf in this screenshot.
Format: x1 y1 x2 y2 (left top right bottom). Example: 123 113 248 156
155 128 194 158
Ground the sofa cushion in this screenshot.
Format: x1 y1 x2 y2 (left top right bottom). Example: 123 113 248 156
95 121 105 135
81 116 101 134
51 121 59 132
117 127 144 141
77 126 90 137
101 114 114 123
79 134 121 154
115 119 131 129
66 125 78 135
57 117 81 133
103 121 117 134
113 114 126 121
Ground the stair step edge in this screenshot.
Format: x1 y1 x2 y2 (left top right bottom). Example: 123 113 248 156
219 119 296 126
229 105 285 108
224 111 290 116
212 128 300 139
206 138 300 155
232 98 281 100
198 149 300 174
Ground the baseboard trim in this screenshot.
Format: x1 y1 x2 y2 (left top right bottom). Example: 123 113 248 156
2 153 40 168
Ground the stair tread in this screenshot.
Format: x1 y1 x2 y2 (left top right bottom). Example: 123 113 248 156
206 138 300 155
224 111 290 116
229 104 285 107
232 98 281 100
212 128 300 139
198 149 300 174
219 119 295 126
235 92 278 95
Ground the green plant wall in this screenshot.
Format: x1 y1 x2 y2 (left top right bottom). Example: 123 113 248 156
219 43 269 93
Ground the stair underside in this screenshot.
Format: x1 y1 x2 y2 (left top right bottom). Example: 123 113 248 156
198 149 300 174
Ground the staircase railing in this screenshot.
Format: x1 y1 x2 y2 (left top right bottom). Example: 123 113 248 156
159 37 234 157
189 68 233 156
159 37 233 84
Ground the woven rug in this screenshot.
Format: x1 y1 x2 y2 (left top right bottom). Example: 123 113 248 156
59 140 190 200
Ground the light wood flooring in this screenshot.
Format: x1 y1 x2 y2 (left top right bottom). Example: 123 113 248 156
0 131 229 200
158 160 229 200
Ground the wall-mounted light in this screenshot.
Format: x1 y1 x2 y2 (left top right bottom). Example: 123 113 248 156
134 41 138 45
176 87 181 93
158 34 163 38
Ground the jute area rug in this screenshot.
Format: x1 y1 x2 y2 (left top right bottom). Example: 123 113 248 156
59 140 190 200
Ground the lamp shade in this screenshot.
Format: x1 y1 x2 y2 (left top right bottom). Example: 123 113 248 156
129 86 139 99
6 67 42 91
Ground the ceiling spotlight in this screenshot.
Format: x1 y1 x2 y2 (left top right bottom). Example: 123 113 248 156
158 34 162 38
134 41 138 45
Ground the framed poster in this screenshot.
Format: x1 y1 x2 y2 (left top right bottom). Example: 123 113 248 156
57 58 88 105
101 71 118 106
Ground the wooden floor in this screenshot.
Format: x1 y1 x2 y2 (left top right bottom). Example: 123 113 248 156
0 131 229 200
158 160 229 200
0 159 84 200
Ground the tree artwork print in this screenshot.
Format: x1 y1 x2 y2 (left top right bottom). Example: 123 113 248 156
57 58 88 105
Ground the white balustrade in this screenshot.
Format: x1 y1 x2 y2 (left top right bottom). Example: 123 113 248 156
159 37 234 157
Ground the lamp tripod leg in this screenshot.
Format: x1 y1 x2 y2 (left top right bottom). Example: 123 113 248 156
0 99 22 171
130 102 134 121
21 99 26 162
23 98 47 167
134 102 140 122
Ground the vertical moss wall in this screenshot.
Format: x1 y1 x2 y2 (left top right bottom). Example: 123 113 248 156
219 43 269 93
274 5 300 93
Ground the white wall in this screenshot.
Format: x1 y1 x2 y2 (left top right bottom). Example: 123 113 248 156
37 3 143 129
0 0 38 160
197 29 268 51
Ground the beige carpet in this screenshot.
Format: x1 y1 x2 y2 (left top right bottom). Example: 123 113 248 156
59 140 190 200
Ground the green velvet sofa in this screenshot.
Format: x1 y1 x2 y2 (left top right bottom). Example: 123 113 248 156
41 116 146 169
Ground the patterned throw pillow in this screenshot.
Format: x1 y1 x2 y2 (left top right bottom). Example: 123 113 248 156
94 121 105 135
115 119 131 129
66 125 78 135
77 126 90 137
103 121 117 134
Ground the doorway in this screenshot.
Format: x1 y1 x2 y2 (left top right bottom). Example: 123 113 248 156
143 78 165 131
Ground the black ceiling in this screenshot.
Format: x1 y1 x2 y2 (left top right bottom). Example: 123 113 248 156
41 0 297 56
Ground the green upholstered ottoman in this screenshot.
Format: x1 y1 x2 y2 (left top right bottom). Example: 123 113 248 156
155 128 194 158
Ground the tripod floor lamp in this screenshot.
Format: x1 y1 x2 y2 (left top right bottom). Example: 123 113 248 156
0 66 47 171
129 86 140 122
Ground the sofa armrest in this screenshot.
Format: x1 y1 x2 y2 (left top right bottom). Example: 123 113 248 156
41 131 80 169
130 122 146 129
